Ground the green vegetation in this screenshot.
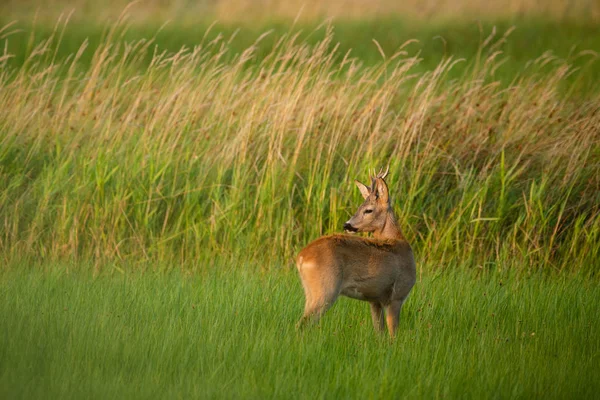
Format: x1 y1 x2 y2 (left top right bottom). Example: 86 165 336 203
1 17 598 272
0 1 599 398
1 266 598 399
2 18 600 90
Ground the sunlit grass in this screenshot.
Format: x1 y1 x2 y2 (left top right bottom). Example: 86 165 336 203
0 18 598 274
2 0 599 23
0 8 598 399
0 265 598 399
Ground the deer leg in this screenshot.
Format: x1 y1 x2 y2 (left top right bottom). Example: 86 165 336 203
296 291 339 330
369 302 385 333
296 258 342 330
296 273 340 330
384 299 405 338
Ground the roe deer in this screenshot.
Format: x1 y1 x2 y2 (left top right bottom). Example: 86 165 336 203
296 168 416 337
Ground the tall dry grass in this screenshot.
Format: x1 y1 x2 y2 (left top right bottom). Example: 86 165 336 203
0 19 598 272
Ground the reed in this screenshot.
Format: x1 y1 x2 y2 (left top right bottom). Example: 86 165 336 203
0 19 598 274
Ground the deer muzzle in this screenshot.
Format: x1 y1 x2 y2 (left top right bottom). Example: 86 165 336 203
343 222 358 233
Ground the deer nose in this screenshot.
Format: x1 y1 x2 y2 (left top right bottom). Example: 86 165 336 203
343 222 357 232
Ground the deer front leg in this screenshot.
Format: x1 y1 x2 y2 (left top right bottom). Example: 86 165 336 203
385 299 405 338
369 302 385 333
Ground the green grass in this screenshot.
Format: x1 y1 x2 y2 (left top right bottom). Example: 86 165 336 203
2 18 599 92
1 6 599 398
0 265 598 399
1 16 599 272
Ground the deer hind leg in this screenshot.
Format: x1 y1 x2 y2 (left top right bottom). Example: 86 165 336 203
384 298 406 338
369 302 385 333
296 294 338 330
296 261 340 330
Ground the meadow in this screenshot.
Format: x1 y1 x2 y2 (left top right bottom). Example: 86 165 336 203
1 265 599 399
0 0 599 398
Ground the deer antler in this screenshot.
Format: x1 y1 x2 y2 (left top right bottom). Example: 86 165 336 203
375 165 389 180
368 169 375 189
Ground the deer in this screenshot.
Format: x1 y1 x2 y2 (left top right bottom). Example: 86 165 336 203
295 167 416 337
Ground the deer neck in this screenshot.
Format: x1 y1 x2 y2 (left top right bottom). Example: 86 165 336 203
373 209 405 241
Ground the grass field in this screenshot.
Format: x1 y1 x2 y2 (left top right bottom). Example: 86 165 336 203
1 0 599 398
1 265 599 399
2 18 600 91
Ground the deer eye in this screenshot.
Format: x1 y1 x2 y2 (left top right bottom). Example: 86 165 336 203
364 209 373 214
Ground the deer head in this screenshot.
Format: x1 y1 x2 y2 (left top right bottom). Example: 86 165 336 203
343 167 391 234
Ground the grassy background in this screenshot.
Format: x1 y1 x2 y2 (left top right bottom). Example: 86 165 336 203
1 265 599 399
1 18 598 271
2 18 600 91
1 0 600 398
3 0 600 22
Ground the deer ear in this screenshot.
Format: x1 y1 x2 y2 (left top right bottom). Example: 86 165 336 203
374 178 389 204
355 180 371 199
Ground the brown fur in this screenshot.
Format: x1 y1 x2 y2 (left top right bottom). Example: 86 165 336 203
296 171 416 337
